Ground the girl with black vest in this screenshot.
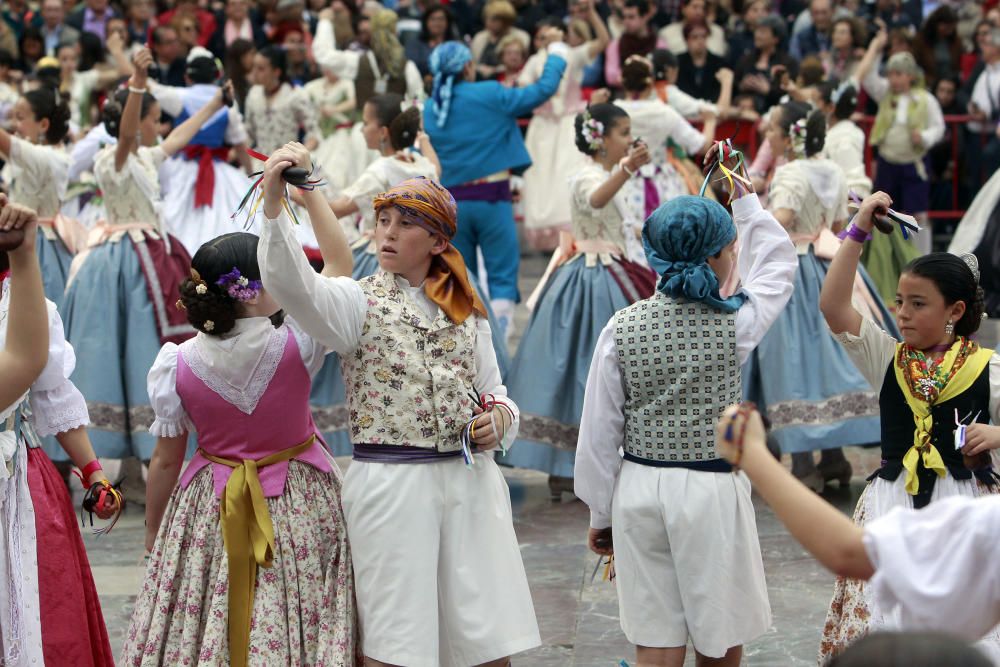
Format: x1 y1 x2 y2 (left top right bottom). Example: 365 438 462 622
818 191 1000 662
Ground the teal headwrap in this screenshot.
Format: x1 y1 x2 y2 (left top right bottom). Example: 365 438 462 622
642 195 747 312
429 41 472 127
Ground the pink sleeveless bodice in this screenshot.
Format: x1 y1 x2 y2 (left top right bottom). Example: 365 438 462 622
176 327 332 497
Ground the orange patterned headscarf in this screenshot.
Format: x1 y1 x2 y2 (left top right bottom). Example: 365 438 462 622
372 177 487 325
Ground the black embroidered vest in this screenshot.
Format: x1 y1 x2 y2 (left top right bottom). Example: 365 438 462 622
876 359 992 508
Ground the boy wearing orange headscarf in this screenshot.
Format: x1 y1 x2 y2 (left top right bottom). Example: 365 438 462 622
257 144 539 667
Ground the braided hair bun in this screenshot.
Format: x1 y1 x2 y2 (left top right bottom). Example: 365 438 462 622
177 233 262 336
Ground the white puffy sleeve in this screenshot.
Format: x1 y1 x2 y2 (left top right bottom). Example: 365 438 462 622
28 302 90 437
286 317 332 378
147 343 193 437
225 107 250 146
864 494 1000 641
767 161 808 214
831 316 897 390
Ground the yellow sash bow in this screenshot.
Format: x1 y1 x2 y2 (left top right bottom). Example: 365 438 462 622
894 343 992 495
200 435 316 667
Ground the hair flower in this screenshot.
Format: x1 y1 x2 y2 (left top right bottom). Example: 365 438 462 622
215 266 262 302
789 117 808 158
581 108 605 152
196 283 208 295
203 320 215 332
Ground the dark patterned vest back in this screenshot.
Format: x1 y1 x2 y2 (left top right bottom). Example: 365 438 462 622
355 52 408 110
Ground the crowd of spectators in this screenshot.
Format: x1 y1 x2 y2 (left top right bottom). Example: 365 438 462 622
0 0 998 211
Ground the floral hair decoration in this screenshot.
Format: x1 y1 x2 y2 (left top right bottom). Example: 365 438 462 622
789 117 808 158
581 108 605 152
216 267 262 302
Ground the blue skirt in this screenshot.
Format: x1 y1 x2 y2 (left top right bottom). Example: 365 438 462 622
55 236 194 461
498 254 654 477
743 250 898 454
308 241 511 455
37 230 73 310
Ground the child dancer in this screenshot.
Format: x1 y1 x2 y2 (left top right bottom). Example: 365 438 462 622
744 101 896 492
151 47 254 255
304 67 357 195
501 103 655 497
615 56 716 261
258 155 539 666
0 86 78 307
0 197 118 667
303 94 442 453
124 162 358 665
58 49 228 463
518 0 609 251
575 148 797 667
716 403 1000 656
818 191 1000 662
856 27 944 255
244 46 321 157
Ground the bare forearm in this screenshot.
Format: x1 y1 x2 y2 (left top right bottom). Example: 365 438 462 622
417 133 441 178
819 235 864 335
3 246 48 386
55 427 104 485
589 168 630 209
740 444 873 579
302 189 353 277
145 436 186 543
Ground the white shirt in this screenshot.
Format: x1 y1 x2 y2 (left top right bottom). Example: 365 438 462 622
864 494 1000 641
255 209 519 439
574 194 798 528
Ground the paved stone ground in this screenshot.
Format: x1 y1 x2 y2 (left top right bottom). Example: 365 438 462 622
84 250 884 666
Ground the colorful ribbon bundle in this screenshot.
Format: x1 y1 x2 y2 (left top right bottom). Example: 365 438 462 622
843 190 922 240
231 148 326 228
699 139 752 205
590 554 616 583
459 388 517 466
73 472 125 537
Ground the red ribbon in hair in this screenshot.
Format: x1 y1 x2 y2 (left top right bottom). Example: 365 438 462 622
182 145 231 208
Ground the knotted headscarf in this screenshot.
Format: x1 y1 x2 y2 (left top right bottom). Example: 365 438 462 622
370 9 406 79
429 41 472 127
642 195 747 312
373 177 487 324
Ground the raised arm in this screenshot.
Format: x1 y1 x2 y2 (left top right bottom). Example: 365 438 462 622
585 0 611 59
257 145 366 353
115 49 152 171
160 83 228 158
588 143 650 209
819 191 893 336
416 130 442 178
0 199 48 409
280 142 353 277
855 27 888 102
313 10 361 81
716 405 873 580
496 33 569 117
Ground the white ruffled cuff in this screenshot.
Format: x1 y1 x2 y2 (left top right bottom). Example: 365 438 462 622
149 414 193 438
28 383 90 437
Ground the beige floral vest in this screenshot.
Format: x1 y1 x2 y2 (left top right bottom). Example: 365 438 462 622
341 271 478 451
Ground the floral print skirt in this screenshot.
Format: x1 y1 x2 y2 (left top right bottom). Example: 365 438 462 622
122 461 361 666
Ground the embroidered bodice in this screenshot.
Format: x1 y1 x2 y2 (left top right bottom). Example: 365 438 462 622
568 161 629 250
93 145 167 225
5 137 70 218
244 83 320 156
768 158 848 241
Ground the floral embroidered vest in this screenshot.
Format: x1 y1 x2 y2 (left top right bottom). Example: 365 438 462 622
342 271 478 451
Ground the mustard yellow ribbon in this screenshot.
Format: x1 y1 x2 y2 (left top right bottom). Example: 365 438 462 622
200 435 317 667
894 343 992 495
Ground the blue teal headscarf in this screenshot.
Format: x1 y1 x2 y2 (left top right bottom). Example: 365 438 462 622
429 41 472 127
642 195 747 312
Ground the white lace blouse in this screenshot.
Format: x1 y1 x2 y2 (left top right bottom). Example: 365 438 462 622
3 137 71 219
146 316 331 437
0 278 89 436
93 145 167 225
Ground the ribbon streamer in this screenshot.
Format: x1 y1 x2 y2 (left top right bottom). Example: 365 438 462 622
231 148 327 228
699 139 752 205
